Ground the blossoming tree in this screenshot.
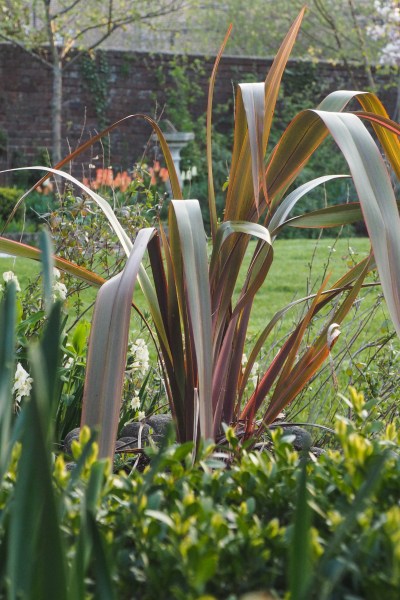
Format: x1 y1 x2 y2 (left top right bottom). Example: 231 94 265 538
367 0 400 119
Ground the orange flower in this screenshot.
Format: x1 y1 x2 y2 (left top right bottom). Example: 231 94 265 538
119 171 132 192
148 169 157 186
159 167 169 183
96 168 114 186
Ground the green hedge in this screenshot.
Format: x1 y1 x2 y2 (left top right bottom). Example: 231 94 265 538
0 187 24 221
1 413 399 599
0 187 54 226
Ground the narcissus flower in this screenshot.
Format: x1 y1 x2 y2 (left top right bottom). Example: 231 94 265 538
13 363 33 406
3 271 21 292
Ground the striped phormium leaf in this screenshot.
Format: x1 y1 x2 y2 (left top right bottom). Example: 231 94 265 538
1 9 400 458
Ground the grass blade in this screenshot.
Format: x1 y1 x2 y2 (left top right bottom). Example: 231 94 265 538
7 303 67 600
289 459 312 600
0 282 16 479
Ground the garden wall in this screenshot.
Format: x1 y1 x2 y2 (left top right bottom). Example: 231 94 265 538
0 43 396 184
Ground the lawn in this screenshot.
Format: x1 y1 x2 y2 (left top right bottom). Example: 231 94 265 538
1 233 397 427
237 235 377 337
0 233 391 347
0 234 377 327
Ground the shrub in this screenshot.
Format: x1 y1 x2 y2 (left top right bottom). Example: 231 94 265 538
0 187 24 221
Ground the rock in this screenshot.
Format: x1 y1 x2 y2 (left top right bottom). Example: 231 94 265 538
120 422 150 439
309 446 326 457
115 439 127 451
116 437 139 451
279 426 312 450
146 414 173 436
63 427 80 455
63 415 173 459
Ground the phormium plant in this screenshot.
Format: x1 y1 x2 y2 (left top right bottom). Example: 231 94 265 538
1 8 400 458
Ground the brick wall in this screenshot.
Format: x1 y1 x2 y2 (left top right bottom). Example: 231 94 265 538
0 44 396 184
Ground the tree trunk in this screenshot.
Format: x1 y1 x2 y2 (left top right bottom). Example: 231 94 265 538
51 60 62 166
43 0 62 165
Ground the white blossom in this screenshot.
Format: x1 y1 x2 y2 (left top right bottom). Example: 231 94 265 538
242 354 260 387
137 410 146 422
131 393 141 410
130 338 149 374
64 356 74 369
250 361 259 388
12 363 33 406
53 268 61 279
3 271 21 292
52 281 68 301
367 1 400 66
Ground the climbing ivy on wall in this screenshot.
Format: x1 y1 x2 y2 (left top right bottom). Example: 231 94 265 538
80 51 110 132
152 54 205 131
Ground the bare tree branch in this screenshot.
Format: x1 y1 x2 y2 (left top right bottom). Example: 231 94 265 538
0 32 52 68
52 0 83 20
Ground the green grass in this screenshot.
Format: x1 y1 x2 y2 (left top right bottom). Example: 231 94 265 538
1 234 398 425
0 255 42 284
235 235 398 424
0 235 389 342
240 235 375 337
